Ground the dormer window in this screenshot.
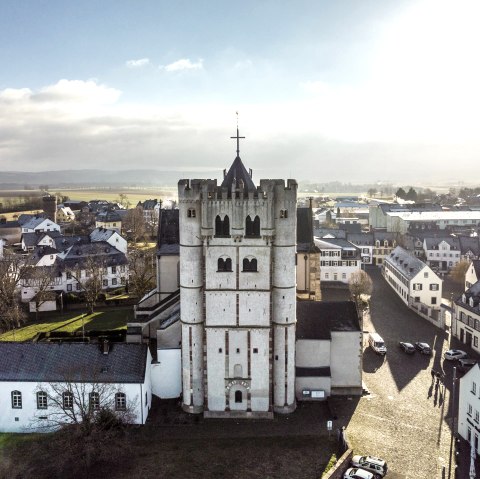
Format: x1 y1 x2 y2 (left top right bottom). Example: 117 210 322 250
470 297 475 307
463 294 467 303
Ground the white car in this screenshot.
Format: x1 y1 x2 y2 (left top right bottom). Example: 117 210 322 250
351 455 388 477
343 467 374 479
444 349 468 361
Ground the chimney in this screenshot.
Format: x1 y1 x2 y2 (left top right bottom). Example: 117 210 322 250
102 339 110 355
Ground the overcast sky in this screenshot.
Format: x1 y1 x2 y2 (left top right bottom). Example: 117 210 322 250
1 0 480 185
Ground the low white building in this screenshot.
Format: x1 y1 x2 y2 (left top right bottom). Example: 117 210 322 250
458 363 480 452
295 301 363 399
383 246 443 327
90 227 128 255
0 342 152 433
21 216 61 235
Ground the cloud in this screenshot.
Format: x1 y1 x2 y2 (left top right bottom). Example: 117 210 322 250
125 58 150 69
163 58 203 72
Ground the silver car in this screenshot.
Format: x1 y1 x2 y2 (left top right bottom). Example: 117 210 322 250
351 455 387 478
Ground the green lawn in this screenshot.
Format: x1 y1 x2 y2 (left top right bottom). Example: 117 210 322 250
0 309 132 341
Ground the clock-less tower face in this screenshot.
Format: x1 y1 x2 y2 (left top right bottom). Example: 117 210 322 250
179 133 297 417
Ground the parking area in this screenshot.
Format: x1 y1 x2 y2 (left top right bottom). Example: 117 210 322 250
324 267 474 479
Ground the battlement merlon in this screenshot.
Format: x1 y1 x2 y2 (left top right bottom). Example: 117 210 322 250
260 179 298 199
178 179 218 200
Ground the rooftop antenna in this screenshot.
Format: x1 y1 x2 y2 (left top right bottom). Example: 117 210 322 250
230 111 245 158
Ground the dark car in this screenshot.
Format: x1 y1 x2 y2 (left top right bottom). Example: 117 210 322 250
399 341 415 354
458 358 478 372
415 342 432 355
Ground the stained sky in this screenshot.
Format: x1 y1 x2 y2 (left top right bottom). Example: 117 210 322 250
1 0 479 184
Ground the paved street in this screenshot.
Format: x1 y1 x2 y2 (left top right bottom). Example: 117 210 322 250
325 267 464 479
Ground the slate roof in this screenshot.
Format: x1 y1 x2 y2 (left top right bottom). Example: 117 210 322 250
472 260 480 279
347 232 374 246
313 228 346 239
296 301 360 340
138 199 158 210
385 246 427 279
22 231 62 248
22 216 50 230
220 156 256 192
17 213 47 226
0 343 148 383
424 236 460 250
54 235 90 252
96 210 122 222
157 209 180 256
90 227 116 242
59 241 127 269
459 236 480 256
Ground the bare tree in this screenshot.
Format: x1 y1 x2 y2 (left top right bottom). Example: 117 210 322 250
450 259 470 286
123 207 146 243
128 248 156 299
26 368 137 476
349 270 373 311
0 254 30 331
24 266 57 320
68 257 106 314
116 193 131 209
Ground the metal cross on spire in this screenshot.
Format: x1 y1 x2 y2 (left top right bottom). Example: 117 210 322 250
230 111 245 158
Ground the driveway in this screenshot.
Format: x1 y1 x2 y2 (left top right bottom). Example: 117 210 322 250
324 267 459 478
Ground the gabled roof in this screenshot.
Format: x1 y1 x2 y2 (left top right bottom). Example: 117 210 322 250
59 241 127 269
138 199 158 210
90 227 117 242
347 232 374 246
385 246 429 279
22 216 53 230
424 236 460 250
472 260 480 279
459 236 480 256
96 210 122 222
314 237 358 250
296 301 360 340
313 228 346 240
220 156 256 192
0 343 148 383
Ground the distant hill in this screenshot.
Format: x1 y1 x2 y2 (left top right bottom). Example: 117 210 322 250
0 169 221 188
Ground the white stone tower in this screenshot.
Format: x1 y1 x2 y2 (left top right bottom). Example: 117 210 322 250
179 129 297 417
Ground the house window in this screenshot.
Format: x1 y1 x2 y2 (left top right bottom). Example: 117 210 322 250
429 284 439 291
112 278 117 286
115 392 126 411
89 392 100 411
111 266 117 274
76 283 80 291
469 404 473 416
476 410 479 423
63 391 73 409
37 391 48 409
342 273 346 280
473 382 477 395
67 284 72 292
253 348 258 354
243 258 258 272
112 223 117 227
424 272 428 278
235 390 243 403
325 273 329 279
11 391 22 409
475 336 479 348
66 272 72 280
103 279 108 287
413 284 422 291
431 297 437 305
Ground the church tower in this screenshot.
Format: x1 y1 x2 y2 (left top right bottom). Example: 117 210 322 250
178 128 297 417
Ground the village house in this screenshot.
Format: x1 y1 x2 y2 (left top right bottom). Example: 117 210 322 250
452 278 480 353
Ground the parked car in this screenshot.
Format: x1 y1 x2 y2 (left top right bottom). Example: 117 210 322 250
399 341 415 354
458 358 478 372
351 455 387 477
415 342 432 355
343 467 374 479
444 349 467 361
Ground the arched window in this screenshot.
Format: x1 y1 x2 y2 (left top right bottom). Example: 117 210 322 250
223 215 230 236
215 215 223 236
243 258 258 272
218 257 232 272
115 392 126 411
37 391 48 410
253 216 260 236
11 390 22 409
235 390 243 403
215 215 230 237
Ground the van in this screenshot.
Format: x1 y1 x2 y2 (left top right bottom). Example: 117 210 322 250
369 332 387 355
